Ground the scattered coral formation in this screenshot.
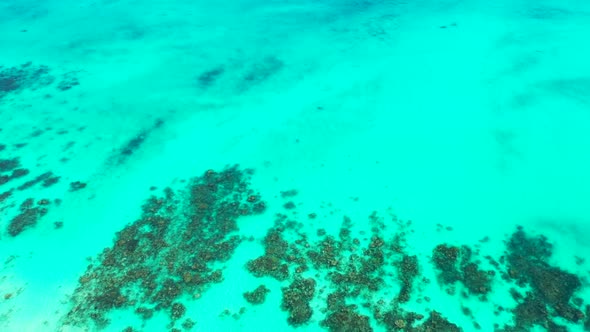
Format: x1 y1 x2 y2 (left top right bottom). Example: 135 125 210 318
238 56 284 91
17 171 58 190
243 285 270 305
69 181 87 191
63 166 266 330
432 244 493 298
501 227 585 330
322 304 372 332
419 311 462 332
54 167 588 331
397 255 419 303
197 67 224 88
0 62 79 101
56 72 80 91
7 198 49 236
281 277 316 326
0 190 11 203
0 158 29 186
242 197 587 331
116 118 164 163
0 63 54 99
246 226 291 281
0 158 20 172
0 152 66 236
245 207 450 330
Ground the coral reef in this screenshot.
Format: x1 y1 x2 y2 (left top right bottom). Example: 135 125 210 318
7 198 49 236
0 63 54 99
501 227 585 330
244 285 270 305
63 166 265 330
432 244 493 297
281 277 316 326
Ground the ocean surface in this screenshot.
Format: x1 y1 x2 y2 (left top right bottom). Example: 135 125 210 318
1 0 590 331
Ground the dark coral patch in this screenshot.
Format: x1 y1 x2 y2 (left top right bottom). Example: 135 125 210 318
503 228 584 329
322 305 372 332
116 119 164 163
0 63 54 99
238 56 284 91
243 285 270 305
281 277 316 326
397 255 419 303
17 171 55 190
432 244 492 297
64 166 265 330
7 198 49 236
197 67 224 88
69 181 87 191
0 158 20 172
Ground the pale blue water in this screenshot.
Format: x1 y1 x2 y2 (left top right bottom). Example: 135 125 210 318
1 1 590 331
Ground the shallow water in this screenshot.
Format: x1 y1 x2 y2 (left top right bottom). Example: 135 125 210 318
1 0 590 331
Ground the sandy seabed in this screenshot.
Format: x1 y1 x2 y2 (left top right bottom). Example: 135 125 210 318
1 0 590 331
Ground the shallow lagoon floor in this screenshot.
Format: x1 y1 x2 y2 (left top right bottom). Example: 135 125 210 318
1 0 590 331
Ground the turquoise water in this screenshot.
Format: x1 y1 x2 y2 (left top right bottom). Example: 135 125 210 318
2 0 590 331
